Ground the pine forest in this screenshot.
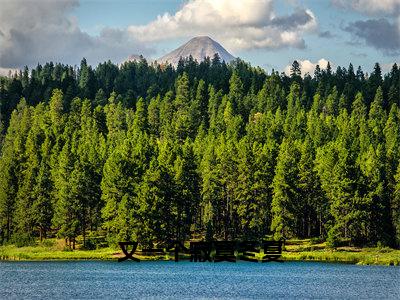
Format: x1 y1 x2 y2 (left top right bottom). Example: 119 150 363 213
0 56 399 249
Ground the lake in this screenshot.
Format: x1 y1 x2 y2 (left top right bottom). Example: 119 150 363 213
0 261 399 299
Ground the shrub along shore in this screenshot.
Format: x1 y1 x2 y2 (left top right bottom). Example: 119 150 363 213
0 239 399 266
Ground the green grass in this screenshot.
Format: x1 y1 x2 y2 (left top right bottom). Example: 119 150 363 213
282 240 400 265
282 249 400 265
0 244 118 260
1 239 399 265
0 238 171 261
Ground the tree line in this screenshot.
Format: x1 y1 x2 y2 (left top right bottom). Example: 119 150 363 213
0 56 399 248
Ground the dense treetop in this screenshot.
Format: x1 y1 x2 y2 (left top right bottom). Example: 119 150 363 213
0 56 399 248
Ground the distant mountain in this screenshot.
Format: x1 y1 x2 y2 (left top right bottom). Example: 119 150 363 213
157 36 235 66
126 54 145 62
125 54 154 64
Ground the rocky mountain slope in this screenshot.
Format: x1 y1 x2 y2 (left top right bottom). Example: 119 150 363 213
157 36 235 66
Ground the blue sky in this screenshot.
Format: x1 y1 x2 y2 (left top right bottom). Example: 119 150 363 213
0 0 399 75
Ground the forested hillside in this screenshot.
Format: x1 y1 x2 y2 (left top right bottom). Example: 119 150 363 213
0 56 399 248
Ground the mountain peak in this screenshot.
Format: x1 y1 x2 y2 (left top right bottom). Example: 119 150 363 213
189 36 214 42
158 36 235 67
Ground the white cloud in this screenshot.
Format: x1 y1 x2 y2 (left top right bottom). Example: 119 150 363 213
284 58 330 76
332 0 400 15
335 1 400 55
345 18 400 56
127 0 318 52
381 62 399 72
0 67 19 77
0 0 319 69
0 0 153 69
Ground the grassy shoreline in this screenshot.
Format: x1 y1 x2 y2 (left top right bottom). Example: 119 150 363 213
282 250 400 265
1 242 399 265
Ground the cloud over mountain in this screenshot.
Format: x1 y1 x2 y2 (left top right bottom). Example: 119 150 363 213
127 0 318 51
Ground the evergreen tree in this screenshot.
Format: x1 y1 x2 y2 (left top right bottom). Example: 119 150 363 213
94 88 107 107
290 60 302 82
52 140 78 248
173 140 200 240
191 79 208 128
173 73 193 140
79 58 96 100
234 138 273 238
297 137 327 237
228 71 244 115
147 96 160 136
32 136 53 241
0 100 31 242
15 104 46 239
393 163 400 246
101 130 151 243
136 158 176 246
271 138 301 239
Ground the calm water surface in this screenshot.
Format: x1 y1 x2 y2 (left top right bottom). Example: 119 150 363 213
0 261 399 299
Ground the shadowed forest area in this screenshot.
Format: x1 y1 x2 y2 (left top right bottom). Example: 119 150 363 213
0 56 399 249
